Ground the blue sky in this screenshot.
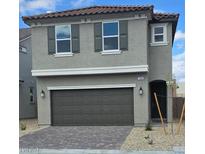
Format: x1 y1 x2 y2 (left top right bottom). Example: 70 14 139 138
19 0 185 82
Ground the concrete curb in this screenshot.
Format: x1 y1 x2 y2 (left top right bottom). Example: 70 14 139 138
19 148 184 154
173 146 185 154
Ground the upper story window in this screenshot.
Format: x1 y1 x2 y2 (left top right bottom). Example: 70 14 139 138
154 27 164 42
103 21 119 51
151 23 168 46
55 25 71 54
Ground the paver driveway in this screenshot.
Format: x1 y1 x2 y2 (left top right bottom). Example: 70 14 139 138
19 126 132 149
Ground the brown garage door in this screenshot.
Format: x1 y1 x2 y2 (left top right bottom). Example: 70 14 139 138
51 88 134 126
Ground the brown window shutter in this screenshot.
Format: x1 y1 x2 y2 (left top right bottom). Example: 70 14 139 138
119 20 128 51
94 22 102 52
71 24 80 53
47 26 56 54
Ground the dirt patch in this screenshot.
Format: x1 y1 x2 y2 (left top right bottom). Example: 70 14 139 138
19 119 48 137
121 122 185 151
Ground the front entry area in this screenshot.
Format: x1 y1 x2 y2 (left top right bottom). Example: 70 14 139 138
51 88 134 126
150 80 167 121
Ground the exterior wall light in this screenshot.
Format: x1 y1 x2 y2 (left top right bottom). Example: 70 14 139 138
139 87 143 95
40 90 45 98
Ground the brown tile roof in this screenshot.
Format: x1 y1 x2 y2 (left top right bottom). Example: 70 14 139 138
153 13 179 21
22 5 179 44
23 5 154 20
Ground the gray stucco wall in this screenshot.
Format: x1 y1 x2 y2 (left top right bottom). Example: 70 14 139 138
36 73 149 126
148 23 173 122
31 18 148 70
19 37 37 119
148 23 173 82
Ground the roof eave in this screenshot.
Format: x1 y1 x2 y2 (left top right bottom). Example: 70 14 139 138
23 10 153 26
22 5 154 25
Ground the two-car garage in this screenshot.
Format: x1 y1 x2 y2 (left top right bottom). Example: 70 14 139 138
51 88 134 126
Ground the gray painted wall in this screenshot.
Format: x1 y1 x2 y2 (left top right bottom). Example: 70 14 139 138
148 23 173 122
148 23 173 82
31 18 148 70
19 36 37 119
36 73 149 126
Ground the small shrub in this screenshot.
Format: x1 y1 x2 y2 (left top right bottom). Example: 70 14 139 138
144 135 154 145
147 138 153 145
20 123 26 130
145 122 152 131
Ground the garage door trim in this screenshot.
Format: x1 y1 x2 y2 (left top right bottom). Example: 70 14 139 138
47 84 136 90
50 87 134 126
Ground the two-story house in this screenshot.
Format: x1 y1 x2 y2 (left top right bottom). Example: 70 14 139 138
19 28 37 119
23 5 179 126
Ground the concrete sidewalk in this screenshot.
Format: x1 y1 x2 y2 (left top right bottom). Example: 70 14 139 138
19 147 185 154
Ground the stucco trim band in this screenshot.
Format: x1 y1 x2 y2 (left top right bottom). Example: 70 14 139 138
47 84 136 90
32 65 149 76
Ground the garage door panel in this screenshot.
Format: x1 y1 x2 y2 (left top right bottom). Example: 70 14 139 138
52 98 103 106
53 115 132 126
51 88 133 126
54 106 102 115
53 105 133 115
101 106 133 114
101 95 132 104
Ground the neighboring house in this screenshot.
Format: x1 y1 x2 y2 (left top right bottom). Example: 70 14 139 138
176 82 185 97
23 5 179 126
171 80 185 98
19 28 37 119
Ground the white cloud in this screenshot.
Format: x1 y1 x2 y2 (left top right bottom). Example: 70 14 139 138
173 52 185 82
176 43 184 49
20 0 95 15
20 0 61 15
174 30 185 41
154 9 165 13
70 0 94 8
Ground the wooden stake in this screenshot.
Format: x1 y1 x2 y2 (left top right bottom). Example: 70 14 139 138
154 92 167 135
176 102 185 134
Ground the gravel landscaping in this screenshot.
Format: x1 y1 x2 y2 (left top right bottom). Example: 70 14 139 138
121 122 185 151
19 119 48 137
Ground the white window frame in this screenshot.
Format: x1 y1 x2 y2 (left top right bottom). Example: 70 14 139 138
150 23 168 46
55 25 73 55
102 21 120 54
